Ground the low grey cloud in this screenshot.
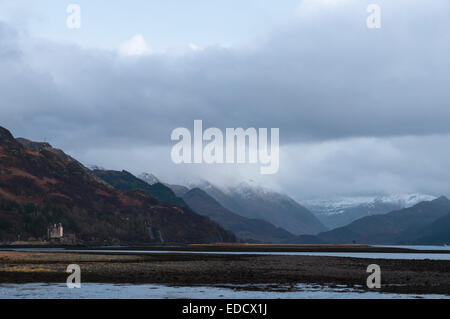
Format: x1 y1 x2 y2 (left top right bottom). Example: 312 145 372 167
0 0 449 198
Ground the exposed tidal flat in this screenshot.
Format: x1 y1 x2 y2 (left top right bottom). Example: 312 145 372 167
0 245 449 298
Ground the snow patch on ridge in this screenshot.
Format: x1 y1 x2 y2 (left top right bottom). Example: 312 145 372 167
304 193 437 216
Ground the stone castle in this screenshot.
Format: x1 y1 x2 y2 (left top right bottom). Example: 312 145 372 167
47 223 63 239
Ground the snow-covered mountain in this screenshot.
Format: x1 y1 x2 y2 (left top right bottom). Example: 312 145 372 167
87 164 106 171
138 172 160 185
304 193 437 229
186 179 327 235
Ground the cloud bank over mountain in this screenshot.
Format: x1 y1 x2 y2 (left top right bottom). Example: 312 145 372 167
0 0 449 199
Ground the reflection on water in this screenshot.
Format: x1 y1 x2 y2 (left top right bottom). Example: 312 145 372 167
0 283 448 299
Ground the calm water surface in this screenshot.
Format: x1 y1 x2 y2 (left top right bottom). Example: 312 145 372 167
0 283 448 299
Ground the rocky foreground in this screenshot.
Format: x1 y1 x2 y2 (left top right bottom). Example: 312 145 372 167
0 250 449 295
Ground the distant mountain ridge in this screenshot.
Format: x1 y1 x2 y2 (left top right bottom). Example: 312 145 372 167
183 180 327 235
413 212 450 244
93 170 187 207
166 184 190 197
319 196 450 244
139 173 160 185
182 188 299 243
306 194 436 229
4 122 447 245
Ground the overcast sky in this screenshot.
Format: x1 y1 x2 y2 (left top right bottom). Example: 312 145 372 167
0 0 449 200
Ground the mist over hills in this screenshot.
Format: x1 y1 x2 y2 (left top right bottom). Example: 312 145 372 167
139 173 160 186
319 196 450 244
165 184 190 198
306 194 437 229
182 188 298 243
90 171 305 243
93 170 187 208
182 180 327 236
1 122 449 245
91 170 303 243
150 177 450 245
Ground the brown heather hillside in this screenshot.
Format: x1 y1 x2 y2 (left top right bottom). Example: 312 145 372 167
0 126 235 244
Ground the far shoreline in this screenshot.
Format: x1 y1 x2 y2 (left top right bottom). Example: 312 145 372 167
2 243 450 254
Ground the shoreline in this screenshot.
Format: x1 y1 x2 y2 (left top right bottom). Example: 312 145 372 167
3 243 450 254
0 249 449 296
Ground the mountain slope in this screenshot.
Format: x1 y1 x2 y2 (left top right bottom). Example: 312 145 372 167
319 196 450 244
405 212 450 245
182 188 297 243
191 181 327 235
0 126 235 244
166 184 190 197
93 170 187 207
